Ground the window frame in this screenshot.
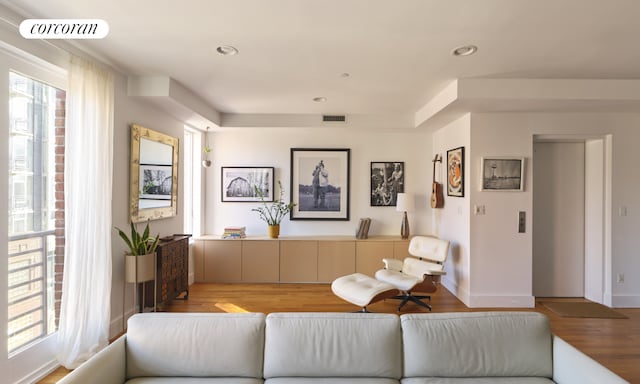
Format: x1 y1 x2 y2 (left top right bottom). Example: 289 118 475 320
1 43 67 382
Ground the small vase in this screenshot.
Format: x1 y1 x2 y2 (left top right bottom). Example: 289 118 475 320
268 225 280 239
202 159 212 168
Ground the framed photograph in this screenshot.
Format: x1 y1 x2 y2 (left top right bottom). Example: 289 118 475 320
221 166 274 202
370 162 404 206
290 148 350 220
139 164 173 209
447 147 464 197
481 157 525 191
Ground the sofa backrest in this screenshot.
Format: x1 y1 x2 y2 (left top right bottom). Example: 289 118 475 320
126 312 265 379
264 312 402 379
401 312 553 378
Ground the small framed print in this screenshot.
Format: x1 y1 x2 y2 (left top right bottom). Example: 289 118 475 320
447 147 464 197
481 157 525 191
370 162 404 206
290 148 350 220
221 166 274 202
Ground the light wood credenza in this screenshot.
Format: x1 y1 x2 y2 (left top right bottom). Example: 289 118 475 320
193 236 411 283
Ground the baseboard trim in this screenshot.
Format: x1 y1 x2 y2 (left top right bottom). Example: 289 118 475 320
441 276 471 307
16 359 59 384
468 294 535 308
612 294 640 308
110 306 137 338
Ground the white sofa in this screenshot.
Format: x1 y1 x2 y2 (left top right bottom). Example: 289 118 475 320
57 311 628 384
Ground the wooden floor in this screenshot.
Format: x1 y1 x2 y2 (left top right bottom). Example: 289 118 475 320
40 283 640 383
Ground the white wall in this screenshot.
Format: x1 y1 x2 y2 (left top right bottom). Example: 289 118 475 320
431 114 471 304
111 75 187 334
206 128 432 237
467 113 640 308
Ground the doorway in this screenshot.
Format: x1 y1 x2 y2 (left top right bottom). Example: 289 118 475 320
533 138 606 302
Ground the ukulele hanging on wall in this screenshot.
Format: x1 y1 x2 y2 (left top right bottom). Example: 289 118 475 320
431 154 444 208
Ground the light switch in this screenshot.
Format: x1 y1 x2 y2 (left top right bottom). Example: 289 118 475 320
518 211 526 233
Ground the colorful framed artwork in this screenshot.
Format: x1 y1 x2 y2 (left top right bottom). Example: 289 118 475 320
446 147 464 197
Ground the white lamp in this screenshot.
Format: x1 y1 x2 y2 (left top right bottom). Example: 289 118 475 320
396 193 414 239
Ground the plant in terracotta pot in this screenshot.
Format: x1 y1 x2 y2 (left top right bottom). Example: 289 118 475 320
252 181 296 238
116 221 159 283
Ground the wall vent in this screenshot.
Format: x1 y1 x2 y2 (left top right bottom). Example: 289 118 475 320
322 115 346 122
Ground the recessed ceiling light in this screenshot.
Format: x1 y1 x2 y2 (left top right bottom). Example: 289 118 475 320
452 45 478 57
313 97 327 102
216 45 238 56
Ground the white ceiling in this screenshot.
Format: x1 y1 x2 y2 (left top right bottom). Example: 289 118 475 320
4 0 640 127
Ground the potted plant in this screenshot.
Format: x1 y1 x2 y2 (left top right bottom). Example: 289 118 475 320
202 126 212 168
252 181 296 238
116 221 159 283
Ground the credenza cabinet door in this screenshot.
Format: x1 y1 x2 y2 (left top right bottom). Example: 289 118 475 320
280 241 318 283
317 241 356 283
242 240 280 282
355 241 394 277
203 240 242 282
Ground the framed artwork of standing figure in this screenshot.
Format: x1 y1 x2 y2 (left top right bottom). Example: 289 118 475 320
447 147 464 197
370 162 405 206
290 148 350 220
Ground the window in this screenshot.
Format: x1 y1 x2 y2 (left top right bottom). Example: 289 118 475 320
7 71 64 355
183 126 202 237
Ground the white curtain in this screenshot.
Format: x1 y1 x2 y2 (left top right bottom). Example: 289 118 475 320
56 55 114 369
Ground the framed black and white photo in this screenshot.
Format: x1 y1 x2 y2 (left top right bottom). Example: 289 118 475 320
290 148 350 220
447 147 464 197
139 164 173 208
370 162 404 206
221 166 274 202
481 157 525 191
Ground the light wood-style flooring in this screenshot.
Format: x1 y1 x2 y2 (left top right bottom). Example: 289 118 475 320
39 283 640 383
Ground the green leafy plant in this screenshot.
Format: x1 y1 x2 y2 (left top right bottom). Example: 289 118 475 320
115 221 159 255
252 181 296 226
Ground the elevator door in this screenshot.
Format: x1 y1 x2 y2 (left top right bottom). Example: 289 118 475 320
533 142 585 297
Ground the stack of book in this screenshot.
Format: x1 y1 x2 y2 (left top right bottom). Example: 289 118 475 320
356 218 372 239
222 226 246 239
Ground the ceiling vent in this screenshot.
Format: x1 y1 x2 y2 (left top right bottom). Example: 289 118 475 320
322 115 346 122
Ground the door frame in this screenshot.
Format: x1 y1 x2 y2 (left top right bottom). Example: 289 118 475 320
532 134 612 305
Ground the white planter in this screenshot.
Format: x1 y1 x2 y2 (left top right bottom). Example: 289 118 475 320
125 252 156 283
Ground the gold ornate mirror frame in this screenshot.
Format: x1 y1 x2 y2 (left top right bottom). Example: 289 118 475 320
130 124 179 223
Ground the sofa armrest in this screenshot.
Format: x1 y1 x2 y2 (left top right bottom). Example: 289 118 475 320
382 258 403 272
553 335 628 384
57 335 126 384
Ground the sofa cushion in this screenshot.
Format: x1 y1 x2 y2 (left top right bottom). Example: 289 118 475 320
127 379 263 384
401 378 554 384
126 313 265 379
264 313 402 379
266 379 399 384
401 312 552 378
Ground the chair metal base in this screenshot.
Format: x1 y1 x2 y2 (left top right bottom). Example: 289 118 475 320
390 293 432 311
